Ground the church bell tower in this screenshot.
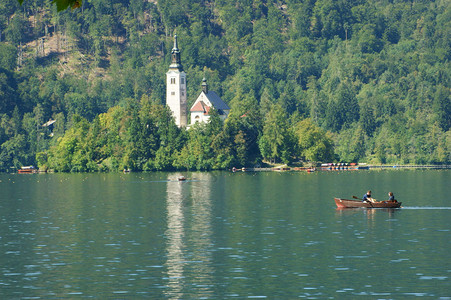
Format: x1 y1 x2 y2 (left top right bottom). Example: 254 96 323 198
166 35 187 127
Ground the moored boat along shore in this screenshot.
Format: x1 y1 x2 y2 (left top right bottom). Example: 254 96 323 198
239 164 451 172
365 165 451 169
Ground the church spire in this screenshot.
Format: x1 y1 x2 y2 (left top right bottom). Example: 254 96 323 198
170 34 183 70
166 33 187 128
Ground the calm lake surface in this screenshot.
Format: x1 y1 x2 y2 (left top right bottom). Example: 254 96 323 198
0 169 450 299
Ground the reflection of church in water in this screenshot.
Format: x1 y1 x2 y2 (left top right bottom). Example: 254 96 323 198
166 35 230 128
164 173 214 299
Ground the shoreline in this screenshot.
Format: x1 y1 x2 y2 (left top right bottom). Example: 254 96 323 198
242 165 451 172
4 164 451 174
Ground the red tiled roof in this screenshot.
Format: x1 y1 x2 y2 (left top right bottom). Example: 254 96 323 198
190 101 208 112
190 101 213 115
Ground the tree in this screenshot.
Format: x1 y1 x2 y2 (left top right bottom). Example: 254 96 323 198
324 81 359 132
433 85 451 132
18 0 81 11
359 103 376 136
1 134 27 169
259 103 293 164
4 14 28 46
334 125 367 163
0 43 17 71
357 24 383 53
295 118 334 162
47 115 89 172
226 92 263 167
0 69 18 114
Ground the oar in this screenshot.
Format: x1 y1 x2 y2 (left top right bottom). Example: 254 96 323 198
353 195 374 208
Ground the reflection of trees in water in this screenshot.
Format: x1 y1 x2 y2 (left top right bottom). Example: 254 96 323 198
164 173 214 299
186 172 214 298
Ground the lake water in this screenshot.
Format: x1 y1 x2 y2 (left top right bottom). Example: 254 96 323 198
0 169 450 298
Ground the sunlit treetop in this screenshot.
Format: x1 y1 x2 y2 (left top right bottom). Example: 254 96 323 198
17 0 81 11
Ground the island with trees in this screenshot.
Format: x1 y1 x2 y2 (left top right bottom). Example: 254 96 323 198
1 0 449 172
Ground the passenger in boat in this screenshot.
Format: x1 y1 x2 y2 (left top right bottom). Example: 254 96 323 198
362 190 375 203
387 192 397 202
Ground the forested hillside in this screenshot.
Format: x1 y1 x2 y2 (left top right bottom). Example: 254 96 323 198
0 0 450 171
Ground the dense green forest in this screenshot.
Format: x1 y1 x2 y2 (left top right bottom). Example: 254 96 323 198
1 0 450 172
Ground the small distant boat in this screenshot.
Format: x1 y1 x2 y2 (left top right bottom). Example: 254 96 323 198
18 166 37 174
334 198 402 208
178 176 187 181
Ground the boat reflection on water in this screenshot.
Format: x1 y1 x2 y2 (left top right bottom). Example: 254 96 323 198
164 174 186 299
335 206 400 222
164 173 214 299
336 206 401 215
335 207 402 213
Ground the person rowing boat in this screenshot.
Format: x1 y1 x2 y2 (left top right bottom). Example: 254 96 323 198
362 190 376 203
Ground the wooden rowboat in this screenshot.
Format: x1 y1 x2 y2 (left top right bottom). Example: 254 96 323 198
334 198 402 208
18 166 37 174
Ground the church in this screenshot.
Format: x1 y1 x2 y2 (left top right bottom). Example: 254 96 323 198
166 35 229 128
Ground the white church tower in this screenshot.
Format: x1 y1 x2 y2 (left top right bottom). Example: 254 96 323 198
166 35 187 127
